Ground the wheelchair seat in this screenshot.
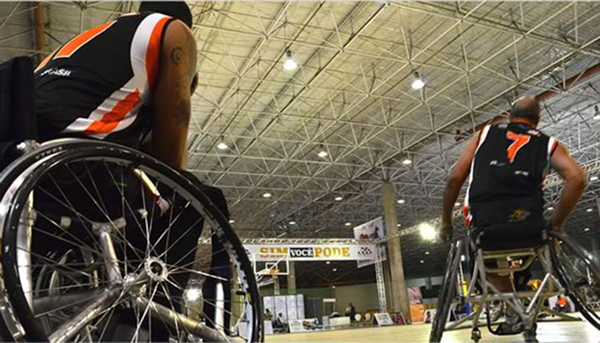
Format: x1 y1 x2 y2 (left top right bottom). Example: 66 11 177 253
473 222 547 251
0 56 37 169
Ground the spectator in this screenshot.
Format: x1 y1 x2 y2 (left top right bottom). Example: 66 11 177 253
349 303 357 322
264 308 273 321
555 295 568 313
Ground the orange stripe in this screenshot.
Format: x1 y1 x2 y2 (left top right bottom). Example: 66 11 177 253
146 17 171 92
34 47 58 72
84 89 141 135
55 21 114 59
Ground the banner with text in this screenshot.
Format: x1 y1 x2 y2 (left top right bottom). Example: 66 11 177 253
353 217 387 268
245 244 377 261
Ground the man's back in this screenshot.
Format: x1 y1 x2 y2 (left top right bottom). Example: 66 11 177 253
34 12 173 147
465 122 557 228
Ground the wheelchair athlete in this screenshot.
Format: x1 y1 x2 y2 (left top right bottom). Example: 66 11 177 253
439 96 585 339
29 2 234 340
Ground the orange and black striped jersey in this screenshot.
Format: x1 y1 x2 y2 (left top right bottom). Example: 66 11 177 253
35 12 174 147
464 122 558 228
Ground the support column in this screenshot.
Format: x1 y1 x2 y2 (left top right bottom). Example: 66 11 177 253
287 261 297 295
382 181 410 320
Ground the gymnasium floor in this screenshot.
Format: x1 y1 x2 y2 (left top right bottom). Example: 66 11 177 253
266 321 599 342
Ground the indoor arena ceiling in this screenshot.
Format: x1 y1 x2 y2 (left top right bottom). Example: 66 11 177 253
2 1 600 280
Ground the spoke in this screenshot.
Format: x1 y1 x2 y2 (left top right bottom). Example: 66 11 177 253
103 162 149 259
167 266 228 283
157 212 202 261
83 163 109 215
34 291 103 318
131 282 161 343
33 212 104 257
158 282 191 339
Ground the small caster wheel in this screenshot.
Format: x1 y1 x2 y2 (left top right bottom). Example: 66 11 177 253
471 328 481 343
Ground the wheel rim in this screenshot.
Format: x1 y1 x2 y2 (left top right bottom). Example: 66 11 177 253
551 233 600 327
0 142 262 342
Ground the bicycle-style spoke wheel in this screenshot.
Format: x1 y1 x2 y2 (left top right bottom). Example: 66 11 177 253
429 239 461 343
0 140 262 342
550 232 600 331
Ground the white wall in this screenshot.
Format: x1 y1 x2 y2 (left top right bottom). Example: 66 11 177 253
333 283 379 314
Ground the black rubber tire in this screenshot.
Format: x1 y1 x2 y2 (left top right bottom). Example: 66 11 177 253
0 139 263 342
430 239 462 343
550 232 600 331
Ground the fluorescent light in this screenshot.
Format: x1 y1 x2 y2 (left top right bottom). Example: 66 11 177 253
332 285 336 289
263 192 272 198
411 72 425 90
419 260 425 264
289 221 296 225
326 261 331 264
397 199 405 204
461 255 466 262
591 176 598 181
317 150 328 158
217 142 228 150
344 222 352 227
333 268 337 272
594 115 600 120
402 159 412 165
229 219 235 224
585 228 591 232
418 223 437 241
548 207 554 211
283 49 298 71
424 251 429 255
455 202 461 207
334 196 343 201
397 223 401 227
587 208 593 212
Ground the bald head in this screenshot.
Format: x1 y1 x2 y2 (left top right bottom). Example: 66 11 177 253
510 95 540 126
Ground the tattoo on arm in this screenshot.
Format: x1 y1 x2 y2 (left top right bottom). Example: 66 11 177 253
171 47 184 64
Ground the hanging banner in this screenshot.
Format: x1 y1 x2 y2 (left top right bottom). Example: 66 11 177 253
245 244 377 261
354 217 387 268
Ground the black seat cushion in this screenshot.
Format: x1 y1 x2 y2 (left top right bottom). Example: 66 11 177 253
472 222 547 251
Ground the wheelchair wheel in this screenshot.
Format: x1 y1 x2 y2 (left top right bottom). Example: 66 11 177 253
430 239 462 343
0 139 263 342
550 232 600 331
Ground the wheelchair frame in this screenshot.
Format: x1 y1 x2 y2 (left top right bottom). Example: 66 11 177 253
433 233 585 343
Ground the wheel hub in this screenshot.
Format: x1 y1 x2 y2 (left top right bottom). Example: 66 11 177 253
144 257 168 282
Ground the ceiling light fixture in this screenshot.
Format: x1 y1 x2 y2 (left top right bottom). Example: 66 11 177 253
289 221 296 225
585 227 591 232
263 192 272 198
333 268 337 272
334 196 343 201
326 261 331 264
419 260 425 264
591 176 598 181
402 159 412 165
418 223 437 241
547 207 554 211
455 202 461 207
283 49 298 71
587 208 593 212
424 251 429 255
229 219 235 224
317 144 328 158
344 222 352 227
397 199 405 204
217 142 228 150
411 71 425 90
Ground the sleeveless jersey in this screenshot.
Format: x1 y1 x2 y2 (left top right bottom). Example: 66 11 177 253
464 122 558 227
34 12 174 147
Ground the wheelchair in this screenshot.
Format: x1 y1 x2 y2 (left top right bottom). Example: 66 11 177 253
0 57 263 342
430 223 600 343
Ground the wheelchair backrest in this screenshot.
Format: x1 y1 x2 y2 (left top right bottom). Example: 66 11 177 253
0 56 37 143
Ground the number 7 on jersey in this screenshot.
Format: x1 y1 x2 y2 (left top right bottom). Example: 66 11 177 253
506 131 531 163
